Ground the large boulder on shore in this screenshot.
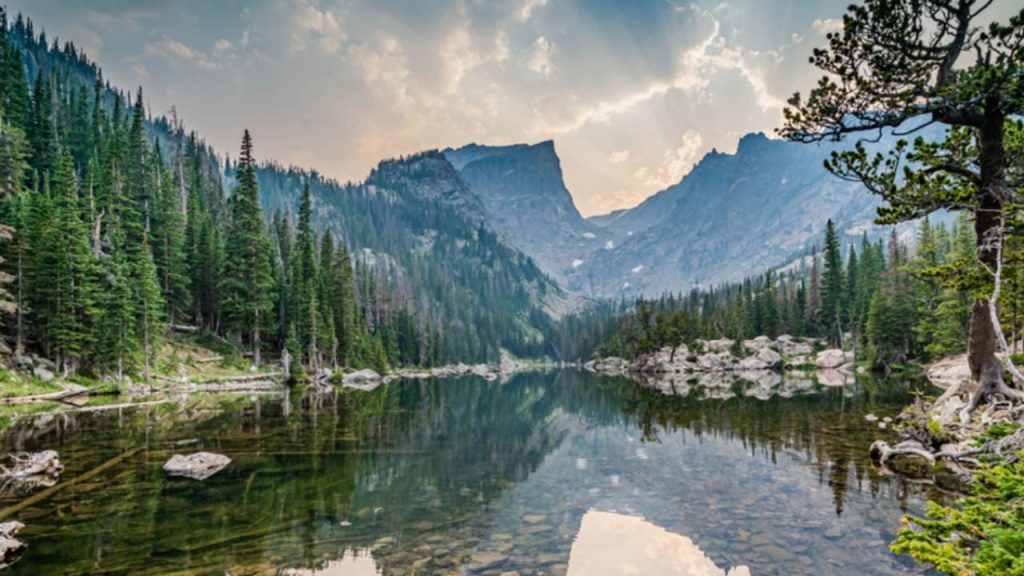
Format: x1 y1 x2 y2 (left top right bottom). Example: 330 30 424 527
776 336 814 357
163 452 231 480
698 338 734 354
342 369 382 386
697 352 734 372
926 354 971 390
815 349 852 369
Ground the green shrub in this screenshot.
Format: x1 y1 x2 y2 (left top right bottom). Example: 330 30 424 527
892 455 1024 575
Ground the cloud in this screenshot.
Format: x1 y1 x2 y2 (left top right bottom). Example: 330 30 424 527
517 0 549 23
531 8 784 135
528 36 555 77
348 36 412 106
634 129 703 188
608 149 630 163
291 0 346 54
214 38 233 53
146 37 221 70
812 18 842 36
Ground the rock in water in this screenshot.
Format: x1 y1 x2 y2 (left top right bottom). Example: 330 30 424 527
0 521 25 567
163 452 231 480
0 450 63 498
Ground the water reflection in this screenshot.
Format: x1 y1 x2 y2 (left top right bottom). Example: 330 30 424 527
567 510 751 576
0 370 938 575
281 549 381 575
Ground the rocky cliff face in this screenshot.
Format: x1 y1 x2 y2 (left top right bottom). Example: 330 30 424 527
444 142 615 288
579 132 887 297
447 131 933 300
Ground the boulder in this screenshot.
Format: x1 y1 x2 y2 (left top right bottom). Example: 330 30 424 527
815 349 851 369
32 366 55 382
754 347 782 368
342 369 382 385
700 338 734 353
163 452 231 480
0 521 25 567
742 336 773 352
777 338 814 357
696 352 733 372
926 354 970 390
638 346 694 373
31 355 56 371
737 356 767 371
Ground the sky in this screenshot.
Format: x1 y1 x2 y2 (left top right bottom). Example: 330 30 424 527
8 0 1018 216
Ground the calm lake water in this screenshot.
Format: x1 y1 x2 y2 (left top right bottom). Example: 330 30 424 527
0 370 942 575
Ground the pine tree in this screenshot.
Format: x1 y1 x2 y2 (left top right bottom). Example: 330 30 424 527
819 219 844 346
45 149 98 373
135 234 164 381
220 130 274 366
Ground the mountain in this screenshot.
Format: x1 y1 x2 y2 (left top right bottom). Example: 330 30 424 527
4 11 566 366
578 133 888 296
443 142 615 288
254 151 571 362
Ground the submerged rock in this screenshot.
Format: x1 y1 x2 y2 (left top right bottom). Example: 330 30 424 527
163 452 231 480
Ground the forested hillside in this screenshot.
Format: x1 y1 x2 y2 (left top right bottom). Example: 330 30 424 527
0 10 561 379
562 213 1024 372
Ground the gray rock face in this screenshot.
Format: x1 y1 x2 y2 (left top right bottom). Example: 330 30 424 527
163 452 231 480
444 141 613 289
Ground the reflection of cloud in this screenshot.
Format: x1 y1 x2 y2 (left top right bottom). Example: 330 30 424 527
281 548 380 575
634 130 703 188
567 510 752 576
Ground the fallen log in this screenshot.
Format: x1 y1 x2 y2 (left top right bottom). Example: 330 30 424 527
0 385 89 406
0 447 142 519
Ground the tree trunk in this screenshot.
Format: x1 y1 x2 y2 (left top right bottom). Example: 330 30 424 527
253 308 262 368
965 103 1009 416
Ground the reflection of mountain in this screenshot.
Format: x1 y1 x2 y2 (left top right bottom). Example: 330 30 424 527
568 510 751 576
0 372 937 575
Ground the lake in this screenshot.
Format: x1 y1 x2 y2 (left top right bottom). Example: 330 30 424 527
0 370 941 575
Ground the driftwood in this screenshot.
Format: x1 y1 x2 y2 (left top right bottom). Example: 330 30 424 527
0 451 62 481
0 385 89 406
0 447 142 519
0 521 25 568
